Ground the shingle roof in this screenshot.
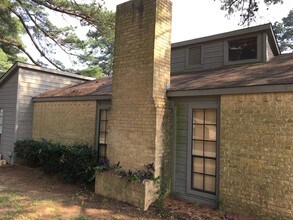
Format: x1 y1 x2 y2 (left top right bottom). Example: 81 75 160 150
35 76 112 98
170 53 293 91
34 53 293 99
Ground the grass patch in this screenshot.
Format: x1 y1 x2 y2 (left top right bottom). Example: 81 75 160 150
72 214 89 220
0 193 26 220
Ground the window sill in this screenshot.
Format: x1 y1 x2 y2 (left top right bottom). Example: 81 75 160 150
224 58 261 66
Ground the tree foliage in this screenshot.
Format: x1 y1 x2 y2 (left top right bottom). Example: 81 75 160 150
0 0 114 76
273 10 293 52
217 0 283 26
0 3 27 76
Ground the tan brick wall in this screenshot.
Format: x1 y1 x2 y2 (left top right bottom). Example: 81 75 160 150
220 92 293 219
33 101 96 146
108 0 172 178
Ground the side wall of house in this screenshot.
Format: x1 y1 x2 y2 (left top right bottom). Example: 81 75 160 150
172 97 219 207
33 101 97 147
0 71 19 162
220 92 292 220
17 68 87 142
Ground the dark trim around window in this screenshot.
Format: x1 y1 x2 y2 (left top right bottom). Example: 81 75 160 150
186 101 220 203
96 101 111 162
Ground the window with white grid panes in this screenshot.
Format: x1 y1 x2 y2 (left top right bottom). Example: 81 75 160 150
192 108 217 194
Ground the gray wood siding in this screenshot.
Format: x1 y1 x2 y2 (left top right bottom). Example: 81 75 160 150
17 68 87 141
267 36 274 61
171 41 224 74
171 47 186 73
203 42 224 70
173 102 189 197
0 71 19 163
171 31 273 74
172 97 219 207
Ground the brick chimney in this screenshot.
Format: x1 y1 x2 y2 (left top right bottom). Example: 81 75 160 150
107 0 172 177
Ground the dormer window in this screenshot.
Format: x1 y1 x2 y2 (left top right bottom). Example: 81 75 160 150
224 35 260 65
228 37 257 61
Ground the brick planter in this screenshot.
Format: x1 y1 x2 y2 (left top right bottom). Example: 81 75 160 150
95 172 159 211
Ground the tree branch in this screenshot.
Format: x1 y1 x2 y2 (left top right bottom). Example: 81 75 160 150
0 38 39 66
17 0 78 57
8 6 64 70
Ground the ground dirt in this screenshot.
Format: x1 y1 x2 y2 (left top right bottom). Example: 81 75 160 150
0 165 249 220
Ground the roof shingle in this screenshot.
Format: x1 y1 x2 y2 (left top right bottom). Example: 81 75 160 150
35 54 293 99
170 53 293 91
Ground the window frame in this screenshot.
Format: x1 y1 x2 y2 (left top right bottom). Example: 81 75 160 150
185 44 204 68
0 108 3 134
96 103 110 162
186 102 220 201
224 34 261 66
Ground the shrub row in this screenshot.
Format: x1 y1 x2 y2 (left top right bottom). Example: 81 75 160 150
14 139 99 185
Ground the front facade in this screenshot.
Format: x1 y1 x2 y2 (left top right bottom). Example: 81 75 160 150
27 0 293 219
0 63 93 163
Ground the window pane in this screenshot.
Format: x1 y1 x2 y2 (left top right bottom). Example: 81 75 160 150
193 109 204 124
193 173 203 190
205 109 216 125
99 133 106 144
193 140 203 156
205 158 216 175
205 125 216 141
205 176 216 193
100 110 107 120
100 121 107 132
0 108 3 134
205 142 216 158
193 157 203 173
99 144 106 157
193 125 204 140
191 108 218 195
228 37 257 61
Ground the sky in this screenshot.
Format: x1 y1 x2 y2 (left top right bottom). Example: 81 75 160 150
104 0 293 43
23 0 293 69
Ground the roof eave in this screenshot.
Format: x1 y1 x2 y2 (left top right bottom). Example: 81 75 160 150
32 94 112 102
267 24 280 55
167 84 293 97
171 23 274 48
0 62 95 86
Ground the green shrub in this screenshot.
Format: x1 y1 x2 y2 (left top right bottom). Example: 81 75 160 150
60 144 99 185
38 140 65 174
14 139 99 185
14 139 41 167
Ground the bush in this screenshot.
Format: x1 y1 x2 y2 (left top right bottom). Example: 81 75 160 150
60 144 99 185
14 139 99 185
14 139 41 167
38 140 65 174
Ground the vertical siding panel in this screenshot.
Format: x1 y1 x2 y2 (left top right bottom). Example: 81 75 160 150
171 47 186 72
174 102 188 196
0 71 18 163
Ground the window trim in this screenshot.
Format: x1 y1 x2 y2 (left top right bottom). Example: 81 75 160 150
224 34 261 66
185 44 204 68
0 108 3 134
96 102 110 162
186 102 220 201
